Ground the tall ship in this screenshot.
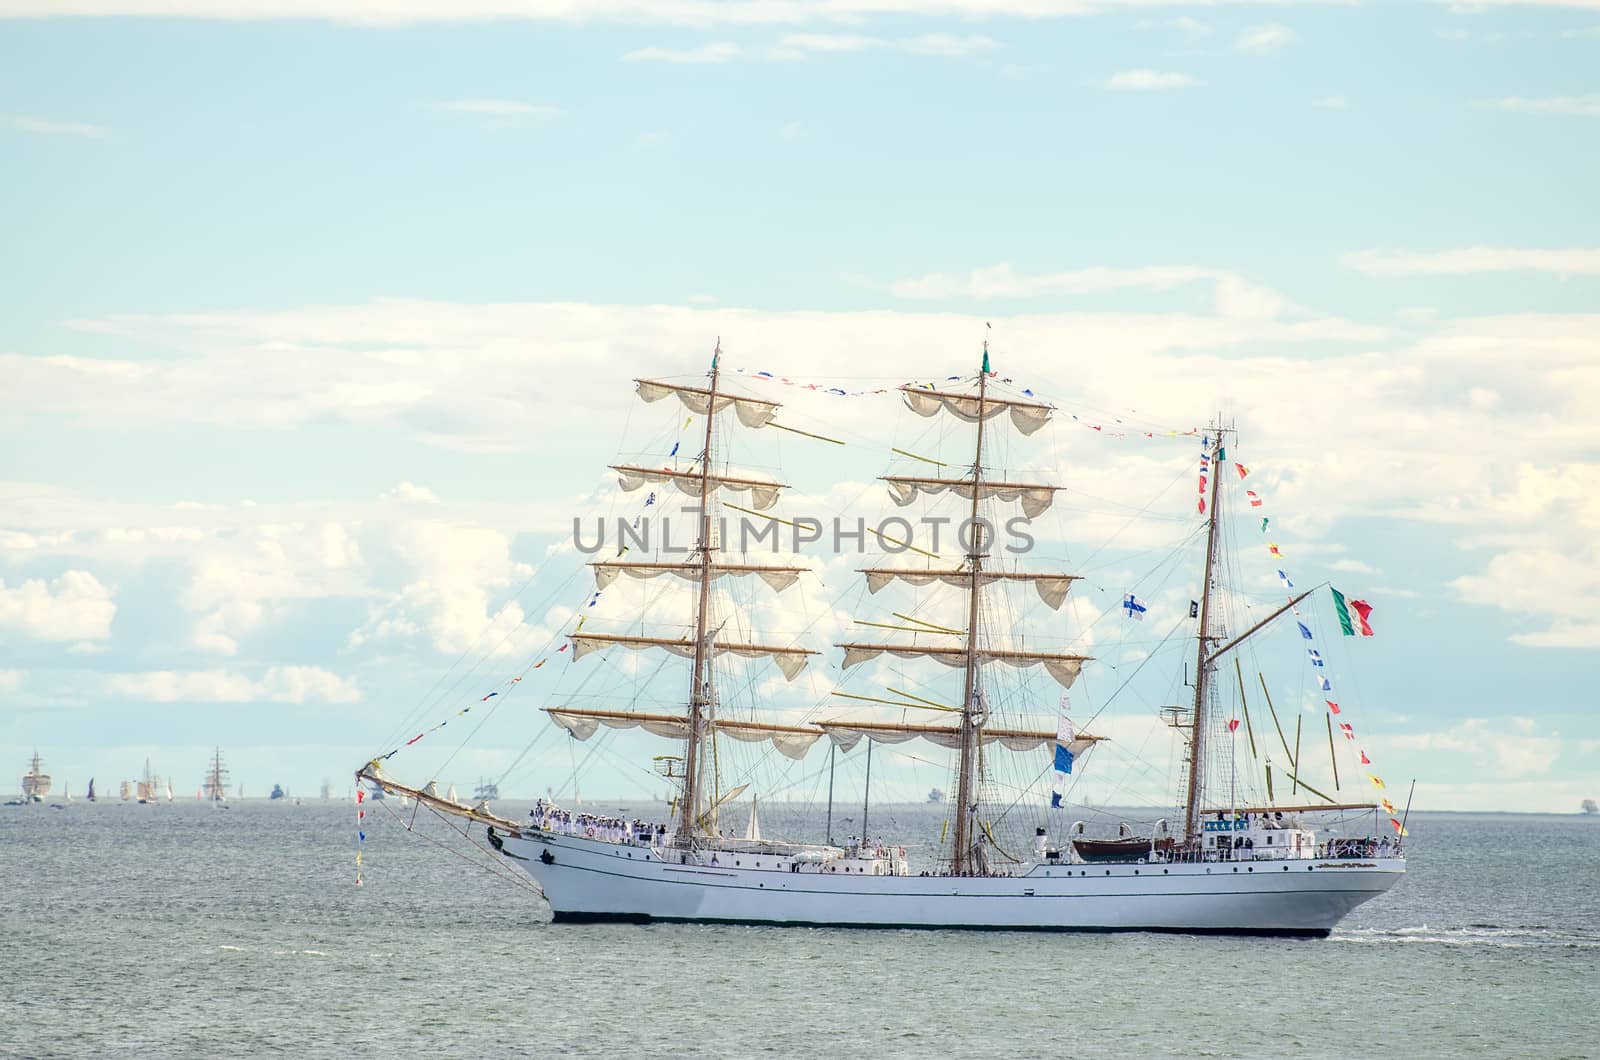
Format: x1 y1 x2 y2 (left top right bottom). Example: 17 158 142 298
135 759 163 804
20 751 51 803
359 347 1404 935
202 748 229 802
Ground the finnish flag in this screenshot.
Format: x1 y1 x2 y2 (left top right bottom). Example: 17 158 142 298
1122 593 1148 621
1308 649 1325 667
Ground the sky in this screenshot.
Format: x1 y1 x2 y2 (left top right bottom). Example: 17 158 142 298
2 0 1598 814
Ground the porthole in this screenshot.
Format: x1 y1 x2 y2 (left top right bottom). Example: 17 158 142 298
1104 870 1110 876
1162 869 1168 875
1247 867 1253 872
1233 867 1238 873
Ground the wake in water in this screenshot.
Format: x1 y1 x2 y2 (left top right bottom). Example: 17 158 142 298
1333 924 1600 949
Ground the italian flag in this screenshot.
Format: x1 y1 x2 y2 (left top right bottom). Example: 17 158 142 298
1331 587 1374 636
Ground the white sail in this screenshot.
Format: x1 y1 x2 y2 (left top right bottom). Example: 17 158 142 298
815 719 1100 755
592 560 804 594
545 708 823 761
900 386 1053 435
860 567 1076 610
882 476 1057 519
612 465 785 511
743 796 763 842
570 632 816 681
835 641 1087 689
636 379 779 429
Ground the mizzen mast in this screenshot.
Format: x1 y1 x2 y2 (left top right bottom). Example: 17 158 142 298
1183 421 1228 842
951 352 990 874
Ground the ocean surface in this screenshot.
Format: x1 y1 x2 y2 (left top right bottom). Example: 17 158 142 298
3 800 1597 1059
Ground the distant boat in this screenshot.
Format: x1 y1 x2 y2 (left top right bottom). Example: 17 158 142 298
472 779 500 802
166 778 173 802
1584 799 1598 815
202 748 229 802
87 777 96 802
136 759 161 803
927 788 945 804
20 751 51 804
270 784 285 800
320 779 332 800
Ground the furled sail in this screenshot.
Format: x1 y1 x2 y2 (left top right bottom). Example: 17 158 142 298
858 567 1077 610
592 560 805 594
571 632 817 680
899 386 1053 436
816 718 1101 754
544 708 823 760
612 464 786 511
834 642 1088 688
636 379 780 429
882 476 1057 519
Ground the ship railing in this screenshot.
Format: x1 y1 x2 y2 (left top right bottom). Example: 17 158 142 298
1147 839 1402 865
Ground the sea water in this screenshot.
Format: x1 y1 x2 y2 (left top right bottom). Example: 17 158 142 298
2 801 1596 1058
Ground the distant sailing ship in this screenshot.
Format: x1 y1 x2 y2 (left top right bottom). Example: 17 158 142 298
21 751 51 803
360 347 1405 935
135 759 163 804
202 748 229 802
87 777 96 802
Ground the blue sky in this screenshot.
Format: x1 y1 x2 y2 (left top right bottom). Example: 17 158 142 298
3 0 1598 812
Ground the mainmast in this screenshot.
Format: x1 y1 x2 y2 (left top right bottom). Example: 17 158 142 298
1183 421 1227 841
679 342 721 842
951 353 990 874
833 348 1094 876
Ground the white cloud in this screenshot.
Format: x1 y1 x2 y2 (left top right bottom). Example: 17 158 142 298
1106 70 1204 91
13 287 1600 651
1561 24 1600 37
1388 717 1561 779
886 262 1217 300
384 481 441 504
769 32 1000 58
623 42 741 63
5 114 111 139
1343 247 1600 276
1481 95 1600 116
1236 23 1295 53
1312 94 1347 109
106 665 359 704
0 570 116 642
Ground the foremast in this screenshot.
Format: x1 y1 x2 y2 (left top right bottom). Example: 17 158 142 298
545 344 820 845
679 344 722 842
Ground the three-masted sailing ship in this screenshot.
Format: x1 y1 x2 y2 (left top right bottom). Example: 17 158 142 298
359 348 1404 935
202 748 229 802
20 751 51 803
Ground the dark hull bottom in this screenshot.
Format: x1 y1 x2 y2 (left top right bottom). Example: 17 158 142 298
548 910 1332 938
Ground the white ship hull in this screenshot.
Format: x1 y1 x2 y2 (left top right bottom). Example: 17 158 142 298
498 830 1403 936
